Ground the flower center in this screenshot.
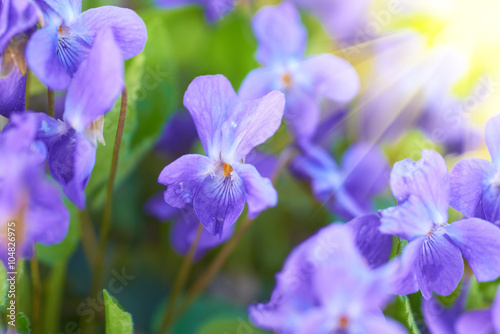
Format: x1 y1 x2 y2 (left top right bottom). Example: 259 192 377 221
281 72 293 88
338 315 349 330
223 163 233 177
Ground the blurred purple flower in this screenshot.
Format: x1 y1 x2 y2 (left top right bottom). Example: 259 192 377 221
249 223 405 333
0 0 39 117
239 3 359 143
0 112 69 265
158 75 285 236
155 110 198 158
450 114 500 225
155 0 234 23
380 149 500 299
26 0 146 90
290 141 389 220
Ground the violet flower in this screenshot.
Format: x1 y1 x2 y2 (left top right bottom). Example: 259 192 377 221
290 141 389 220
0 0 39 117
249 223 405 333
155 110 198 159
238 3 359 143
158 74 285 236
450 114 500 225
155 0 234 23
379 149 500 299
26 0 146 90
0 112 69 264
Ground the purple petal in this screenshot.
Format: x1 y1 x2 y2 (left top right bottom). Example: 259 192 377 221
183 74 240 159
238 67 276 102
0 0 39 52
71 6 147 60
252 3 307 66
390 150 449 224
346 214 392 268
144 193 179 221
204 0 234 23
389 237 423 295
284 88 320 141
445 218 500 282
423 298 462 334
485 114 500 167
245 149 279 180
233 162 277 219
0 66 26 117
455 310 493 334
26 26 72 90
493 286 500 332
155 111 198 158
158 154 213 208
362 316 408 334
482 182 500 225
417 230 464 299
449 159 494 219
193 163 246 235
41 0 81 23
64 28 124 133
297 54 359 102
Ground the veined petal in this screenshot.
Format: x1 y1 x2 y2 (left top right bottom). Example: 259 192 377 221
455 310 493 334
158 154 213 208
64 28 124 133
183 74 240 159
0 65 25 117
485 114 500 168
55 25 92 78
193 162 246 235
417 230 463 299
449 158 495 219
482 182 500 225
26 26 72 90
252 3 307 66
0 0 39 52
346 215 392 269
233 162 277 219
71 6 147 60
41 0 81 23
445 218 500 282
390 149 450 224
297 54 359 103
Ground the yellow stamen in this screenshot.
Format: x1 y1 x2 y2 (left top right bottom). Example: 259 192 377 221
281 72 292 88
223 163 233 177
339 315 349 330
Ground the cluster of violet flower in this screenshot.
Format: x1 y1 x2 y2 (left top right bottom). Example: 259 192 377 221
0 0 147 260
148 1 500 333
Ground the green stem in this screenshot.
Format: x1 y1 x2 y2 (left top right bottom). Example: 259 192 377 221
29 254 41 334
42 261 67 334
47 89 55 118
79 209 98 270
25 71 30 110
89 87 128 297
157 224 204 334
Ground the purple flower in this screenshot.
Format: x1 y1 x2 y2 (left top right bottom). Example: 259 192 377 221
450 114 500 225
287 0 371 43
249 223 405 333
155 0 234 23
238 3 359 142
379 149 500 299
155 110 198 158
0 0 39 117
0 112 69 265
26 0 146 90
158 75 285 236
290 141 389 220
19 28 124 209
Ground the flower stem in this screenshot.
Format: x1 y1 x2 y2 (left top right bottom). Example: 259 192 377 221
30 253 41 334
157 223 204 334
88 87 128 312
79 209 98 269
47 89 55 117
25 71 30 109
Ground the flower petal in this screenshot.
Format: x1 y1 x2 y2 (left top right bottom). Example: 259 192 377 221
26 26 72 90
144 193 179 221
389 237 423 295
297 54 359 103
362 316 408 334
445 218 500 282
482 182 500 225
346 214 392 269
422 297 463 334
233 162 277 219
455 310 493 334
485 114 500 168
417 231 463 299
493 286 500 332
238 67 276 101
449 158 494 219
204 0 234 23
251 3 307 66
193 164 246 235
0 66 26 117
41 0 81 23
64 28 124 133
158 154 213 208
71 5 147 60
0 0 39 51
284 88 320 141
183 74 239 159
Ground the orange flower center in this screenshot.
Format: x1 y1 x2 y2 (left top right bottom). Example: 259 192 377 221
223 163 233 177
281 72 293 88
339 315 349 330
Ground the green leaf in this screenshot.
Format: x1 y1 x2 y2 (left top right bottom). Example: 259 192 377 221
85 13 178 209
0 261 7 310
16 312 31 334
196 317 270 334
103 289 133 334
36 199 80 264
